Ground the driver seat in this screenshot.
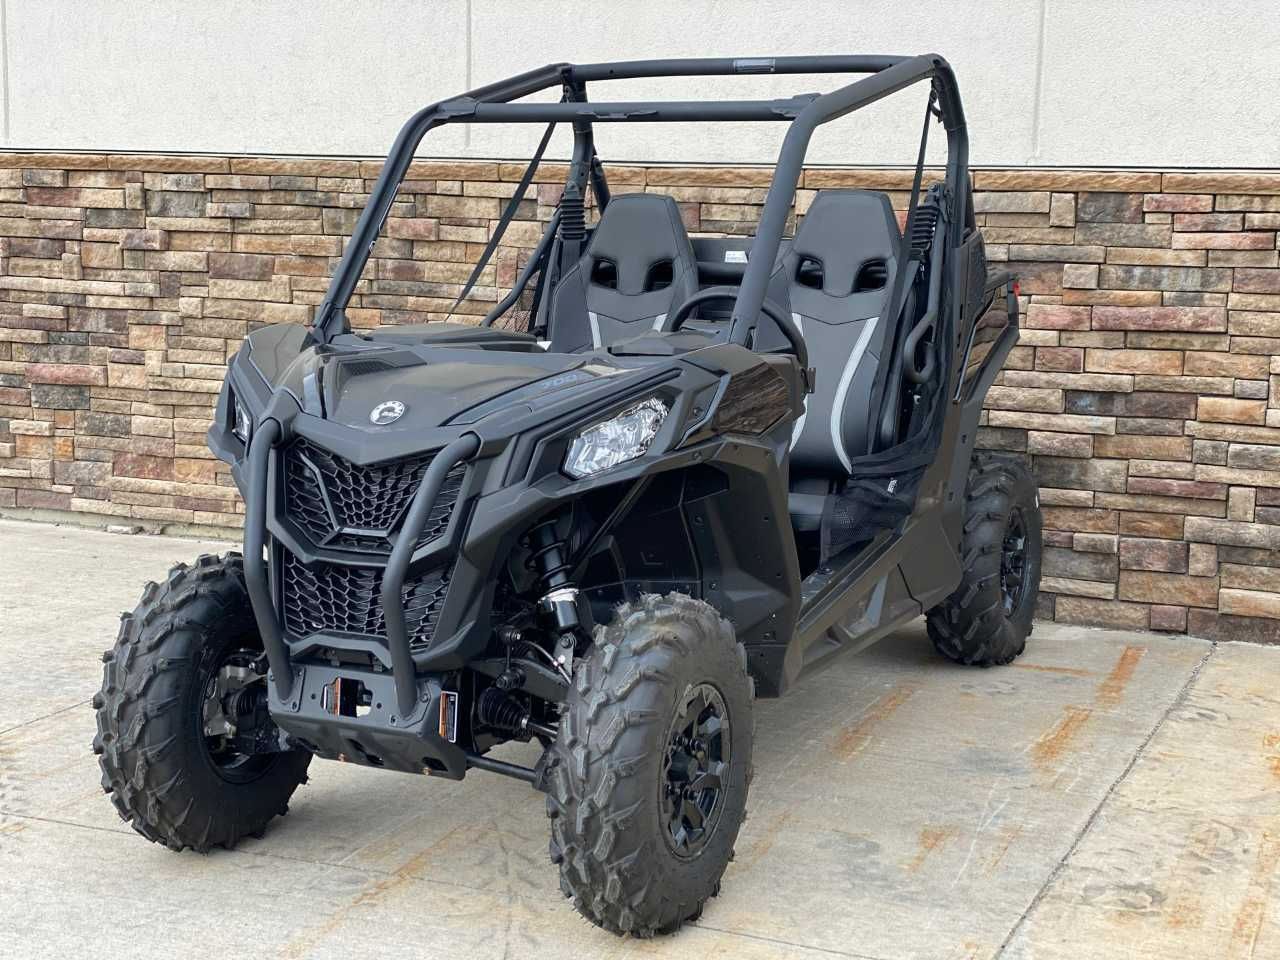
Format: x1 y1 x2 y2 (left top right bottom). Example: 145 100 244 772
546 193 700 352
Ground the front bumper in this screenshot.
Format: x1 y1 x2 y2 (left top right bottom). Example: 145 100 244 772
243 424 481 729
268 661 467 778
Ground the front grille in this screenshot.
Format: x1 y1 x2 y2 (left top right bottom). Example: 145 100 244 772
277 437 467 652
283 438 463 553
280 549 451 651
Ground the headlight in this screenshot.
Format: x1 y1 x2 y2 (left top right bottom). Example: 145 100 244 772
232 392 252 445
563 397 668 479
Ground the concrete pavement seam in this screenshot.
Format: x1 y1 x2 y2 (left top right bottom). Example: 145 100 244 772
992 639 1218 958
0 698 90 738
689 921 896 960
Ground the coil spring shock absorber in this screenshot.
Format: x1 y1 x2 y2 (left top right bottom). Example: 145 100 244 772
525 514 590 678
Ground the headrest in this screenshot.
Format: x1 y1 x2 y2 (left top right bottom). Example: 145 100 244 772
791 190 901 298
586 193 695 296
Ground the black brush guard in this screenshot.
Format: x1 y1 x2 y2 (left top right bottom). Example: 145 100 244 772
242 423 481 719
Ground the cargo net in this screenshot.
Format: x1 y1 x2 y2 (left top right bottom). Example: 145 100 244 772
486 254 548 334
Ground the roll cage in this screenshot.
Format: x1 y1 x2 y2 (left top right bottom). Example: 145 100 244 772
311 54 971 346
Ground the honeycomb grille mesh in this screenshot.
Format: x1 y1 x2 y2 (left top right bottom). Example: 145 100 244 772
280 549 451 651
283 438 462 552
277 438 465 651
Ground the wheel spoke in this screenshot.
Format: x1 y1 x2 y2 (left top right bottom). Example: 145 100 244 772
671 822 689 850
686 763 724 793
682 797 706 830
684 688 709 730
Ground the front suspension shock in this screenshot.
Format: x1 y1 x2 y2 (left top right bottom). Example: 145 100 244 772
526 514 592 674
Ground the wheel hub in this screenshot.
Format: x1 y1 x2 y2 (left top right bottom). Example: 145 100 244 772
1001 508 1028 616
661 683 730 859
200 648 274 781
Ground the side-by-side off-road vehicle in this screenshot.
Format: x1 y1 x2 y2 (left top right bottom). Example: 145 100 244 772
94 54 1042 936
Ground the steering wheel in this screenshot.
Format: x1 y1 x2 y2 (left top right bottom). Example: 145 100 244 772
666 285 808 373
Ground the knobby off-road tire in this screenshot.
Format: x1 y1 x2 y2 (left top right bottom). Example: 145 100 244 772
543 594 754 937
93 553 310 851
926 455 1042 666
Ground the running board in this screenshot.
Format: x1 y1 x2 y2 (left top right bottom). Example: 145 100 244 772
795 570 921 683
791 531 923 686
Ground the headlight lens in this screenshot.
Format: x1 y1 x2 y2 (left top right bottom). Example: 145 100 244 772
564 397 668 479
232 392 252 445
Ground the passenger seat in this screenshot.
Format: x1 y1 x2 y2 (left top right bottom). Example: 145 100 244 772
546 193 700 352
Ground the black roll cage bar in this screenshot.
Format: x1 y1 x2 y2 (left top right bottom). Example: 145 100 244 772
312 53 970 346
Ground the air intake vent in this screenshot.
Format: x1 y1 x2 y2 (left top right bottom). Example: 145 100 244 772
341 358 394 377
280 548 451 651
283 439 462 553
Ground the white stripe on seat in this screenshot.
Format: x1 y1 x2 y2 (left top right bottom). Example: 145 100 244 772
789 313 808 450
829 316 879 473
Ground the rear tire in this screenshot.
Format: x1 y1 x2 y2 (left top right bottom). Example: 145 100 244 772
926 455 1042 666
543 594 753 937
93 553 311 851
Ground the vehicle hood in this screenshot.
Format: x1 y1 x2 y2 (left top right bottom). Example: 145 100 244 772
269 343 634 430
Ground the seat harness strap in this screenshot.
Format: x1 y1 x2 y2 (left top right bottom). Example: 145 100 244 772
882 85 939 338
447 120 557 319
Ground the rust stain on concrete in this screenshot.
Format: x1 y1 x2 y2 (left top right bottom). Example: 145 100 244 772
939 942 985 960
1165 892 1205 930
1228 829 1280 959
832 686 914 761
1031 705 1092 768
1164 822 1232 932
1263 733 1280 780
983 824 1023 875
904 825 957 873
740 811 791 869
1011 662 1096 678
1096 644 1147 707
278 826 469 959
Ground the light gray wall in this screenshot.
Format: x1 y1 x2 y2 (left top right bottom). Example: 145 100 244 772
13 0 1280 167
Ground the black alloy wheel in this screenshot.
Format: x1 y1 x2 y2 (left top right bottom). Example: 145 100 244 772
661 683 731 859
1001 508 1028 617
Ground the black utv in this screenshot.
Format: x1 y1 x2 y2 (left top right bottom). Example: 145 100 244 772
94 54 1042 936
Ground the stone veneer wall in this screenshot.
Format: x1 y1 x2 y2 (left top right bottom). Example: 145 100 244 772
1 153 1279 642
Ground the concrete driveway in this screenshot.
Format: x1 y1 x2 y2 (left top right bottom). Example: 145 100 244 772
1 517 1277 959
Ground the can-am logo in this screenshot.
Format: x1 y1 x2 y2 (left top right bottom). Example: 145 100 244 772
369 400 406 425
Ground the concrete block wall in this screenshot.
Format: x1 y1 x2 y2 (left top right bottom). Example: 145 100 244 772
1 153 1279 643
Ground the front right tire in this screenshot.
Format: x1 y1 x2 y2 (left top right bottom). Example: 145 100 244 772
94 553 311 851
543 594 753 936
